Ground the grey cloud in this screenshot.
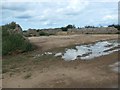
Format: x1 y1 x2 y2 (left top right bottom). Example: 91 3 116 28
39 18 48 22
2 6 26 11
2 3 28 11
65 12 80 16
15 15 32 19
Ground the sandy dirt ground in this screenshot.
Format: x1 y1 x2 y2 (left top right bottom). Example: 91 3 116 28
28 34 118 51
2 34 119 88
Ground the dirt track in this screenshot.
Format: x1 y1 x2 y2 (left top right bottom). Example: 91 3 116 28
2 34 119 88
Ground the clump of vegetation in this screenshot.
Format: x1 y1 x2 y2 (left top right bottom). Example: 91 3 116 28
39 31 50 36
108 24 120 34
108 24 120 31
84 25 97 28
24 73 32 79
2 22 35 55
61 27 68 31
61 24 76 31
2 68 9 73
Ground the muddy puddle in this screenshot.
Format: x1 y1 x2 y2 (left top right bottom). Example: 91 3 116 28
35 40 120 61
57 40 120 61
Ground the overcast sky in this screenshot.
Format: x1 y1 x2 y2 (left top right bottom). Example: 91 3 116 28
1 0 119 30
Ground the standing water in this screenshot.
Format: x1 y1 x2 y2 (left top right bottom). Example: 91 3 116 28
61 40 120 61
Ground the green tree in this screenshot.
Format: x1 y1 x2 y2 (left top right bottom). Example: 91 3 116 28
66 24 76 29
61 27 68 31
61 24 76 31
108 24 120 31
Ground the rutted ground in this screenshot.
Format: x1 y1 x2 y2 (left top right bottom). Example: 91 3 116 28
2 34 119 88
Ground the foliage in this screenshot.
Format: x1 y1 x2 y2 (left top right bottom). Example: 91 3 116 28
61 27 68 31
61 24 76 31
66 24 76 29
84 25 96 28
39 31 49 36
108 24 120 31
2 22 35 55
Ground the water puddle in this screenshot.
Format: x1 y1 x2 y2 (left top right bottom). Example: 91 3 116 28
34 40 120 61
61 40 120 61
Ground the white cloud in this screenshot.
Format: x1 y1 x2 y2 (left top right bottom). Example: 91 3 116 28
67 0 89 11
1 0 118 29
2 0 119 2
89 0 119 2
103 15 117 20
56 0 89 15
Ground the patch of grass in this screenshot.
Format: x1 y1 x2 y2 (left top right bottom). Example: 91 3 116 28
24 73 32 79
10 64 17 69
2 68 9 73
2 54 31 73
3 54 29 65
39 31 55 36
116 32 120 34
33 54 55 63
2 43 79 74
39 31 50 36
9 72 14 77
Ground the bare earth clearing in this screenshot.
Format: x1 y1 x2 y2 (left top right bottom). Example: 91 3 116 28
29 34 118 51
2 34 119 88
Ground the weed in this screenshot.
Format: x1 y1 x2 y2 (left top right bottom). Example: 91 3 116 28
2 68 8 73
24 73 32 79
10 64 17 69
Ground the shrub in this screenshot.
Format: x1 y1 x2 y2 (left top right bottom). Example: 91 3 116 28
61 27 68 31
2 31 34 55
2 22 35 55
66 24 76 29
39 31 49 36
108 24 120 31
61 24 76 31
116 32 120 34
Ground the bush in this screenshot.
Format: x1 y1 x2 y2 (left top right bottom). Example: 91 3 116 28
66 24 76 29
116 32 120 34
2 31 34 55
2 22 35 55
61 27 68 31
61 24 76 31
39 31 49 36
108 24 120 31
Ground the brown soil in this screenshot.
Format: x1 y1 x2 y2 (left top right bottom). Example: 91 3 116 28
29 34 118 51
2 34 119 88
